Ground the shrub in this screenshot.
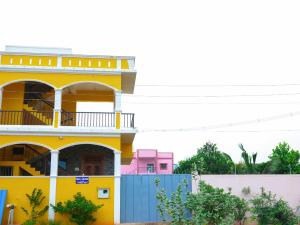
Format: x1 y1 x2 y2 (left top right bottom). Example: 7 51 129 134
40 220 62 225
251 188 298 225
187 181 248 225
21 188 49 225
52 192 102 225
155 178 191 225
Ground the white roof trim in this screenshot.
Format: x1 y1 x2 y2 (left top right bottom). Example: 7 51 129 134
5 45 72 54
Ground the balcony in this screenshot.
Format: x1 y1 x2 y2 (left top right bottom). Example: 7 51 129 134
0 110 134 128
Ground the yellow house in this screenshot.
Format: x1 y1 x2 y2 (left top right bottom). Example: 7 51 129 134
0 45 137 225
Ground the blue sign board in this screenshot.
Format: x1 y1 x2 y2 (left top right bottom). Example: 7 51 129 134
76 177 89 184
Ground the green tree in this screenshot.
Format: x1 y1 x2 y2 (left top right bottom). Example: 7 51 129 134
174 142 234 174
238 144 257 174
52 192 102 225
267 142 300 174
21 188 49 225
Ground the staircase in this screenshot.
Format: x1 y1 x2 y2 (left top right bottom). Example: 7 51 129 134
23 104 53 125
19 161 43 176
26 151 50 175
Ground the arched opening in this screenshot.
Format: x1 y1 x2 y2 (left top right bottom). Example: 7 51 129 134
0 143 51 176
60 82 116 127
1 81 55 125
58 144 114 176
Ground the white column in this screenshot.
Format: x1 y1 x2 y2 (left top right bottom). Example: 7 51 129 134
0 87 3 110
54 89 62 127
49 150 59 220
114 91 122 112
117 59 121 70
57 56 62 68
114 151 121 224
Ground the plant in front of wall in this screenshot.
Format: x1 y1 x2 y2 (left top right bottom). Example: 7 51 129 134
21 188 49 225
52 192 103 225
251 187 298 225
40 220 62 225
155 178 191 225
187 181 248 225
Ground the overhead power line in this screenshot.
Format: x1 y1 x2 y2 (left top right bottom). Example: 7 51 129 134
136 83 300 88
138 111 300 133
125 92 300 98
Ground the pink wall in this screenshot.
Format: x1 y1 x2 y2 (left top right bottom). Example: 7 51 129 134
121 149 174 174
193 175 300 209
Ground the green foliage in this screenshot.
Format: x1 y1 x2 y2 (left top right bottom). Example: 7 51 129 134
187 181 248 225
251 188 298 225
22 220 37 225
238 144 257 174
52 192 102 225
174 142 234 174
40 220 62 225
21 188 49 225
155 178 191 225
267 142 300 174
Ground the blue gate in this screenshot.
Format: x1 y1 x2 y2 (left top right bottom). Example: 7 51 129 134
0 190 7 225
120 174 192 223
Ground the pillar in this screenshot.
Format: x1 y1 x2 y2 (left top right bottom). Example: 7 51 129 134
115 91 122 129
0 87 3 110
49 150 59 220
114 151 121 224
53 89 62 128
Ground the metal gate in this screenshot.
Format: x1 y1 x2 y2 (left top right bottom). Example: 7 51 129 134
120 174 191 223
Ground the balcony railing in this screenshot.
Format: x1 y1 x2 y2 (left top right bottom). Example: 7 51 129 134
0 110 53 125
0 111 135 128
61 112 116 127
121 113 135 128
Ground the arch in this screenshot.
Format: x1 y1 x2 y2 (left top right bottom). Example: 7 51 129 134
56 142 120 154
59 81 118 93
0 141 53 151
0 79 57 89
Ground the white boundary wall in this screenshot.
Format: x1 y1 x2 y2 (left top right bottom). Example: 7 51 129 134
193 175 300 209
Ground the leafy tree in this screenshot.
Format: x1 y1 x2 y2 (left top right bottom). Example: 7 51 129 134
251 188 298 225
267 142 300 174
21 188 49 225
174 142 234 174
238 144 257 174
52 192 102 225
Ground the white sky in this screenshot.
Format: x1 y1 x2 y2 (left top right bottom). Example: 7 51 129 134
1 0 300 163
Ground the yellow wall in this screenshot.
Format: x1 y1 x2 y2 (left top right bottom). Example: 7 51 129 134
0 177 114 225
56 177 114 225
62 57 117 69
0 135 121 152
0 72 121 91
0 177 50 224
1 55 57 67
2 82 25 111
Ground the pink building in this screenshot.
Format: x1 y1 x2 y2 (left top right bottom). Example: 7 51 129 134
121 149 174 174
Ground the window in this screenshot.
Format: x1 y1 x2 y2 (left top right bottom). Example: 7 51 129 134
0 166 13 176
12 147 24 155
160 163 167 170
147 164 154 173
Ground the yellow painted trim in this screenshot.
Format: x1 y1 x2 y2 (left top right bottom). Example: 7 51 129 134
54 111 59 128
0 136 121 152
116 112 121 129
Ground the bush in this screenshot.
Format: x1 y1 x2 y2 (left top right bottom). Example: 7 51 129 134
52 192 102 225
40 220 62 225
187 181 248 225
21 188 49 225
155 178 191 225
251 188 298 225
